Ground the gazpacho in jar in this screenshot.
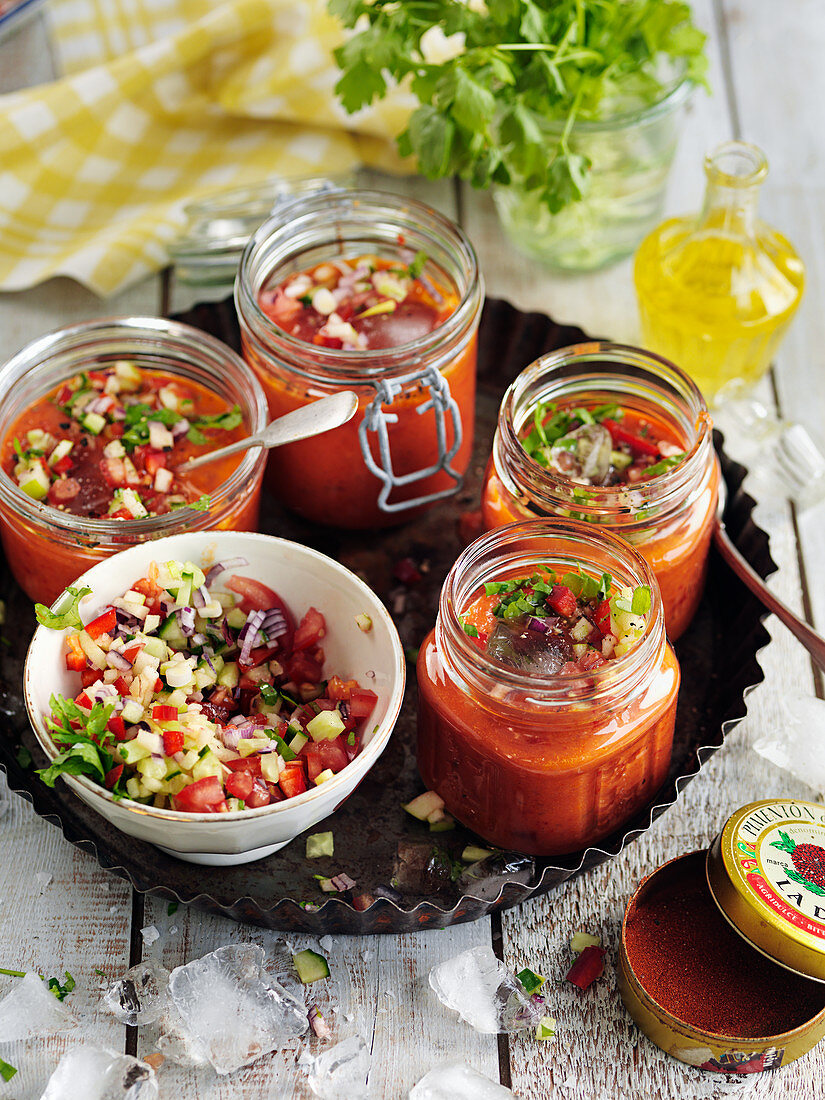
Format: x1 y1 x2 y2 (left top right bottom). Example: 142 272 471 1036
235 189 483 528
0 318 267 604
416 519 680 856
481 343 719 639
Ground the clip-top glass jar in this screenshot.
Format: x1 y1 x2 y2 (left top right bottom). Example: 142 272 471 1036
481 343 719 640
416 519 680 856
0 317 267 604
235 189 483 528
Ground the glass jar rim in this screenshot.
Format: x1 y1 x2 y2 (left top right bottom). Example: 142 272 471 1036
495 341 714 525
234 188 483 383
0 315 268 542
437 518 665 703
545 68 692 134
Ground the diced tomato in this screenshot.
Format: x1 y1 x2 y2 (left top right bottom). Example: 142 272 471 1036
602 418 660 458
238 645 280 671
87 370 107 385
74 691 93 710
349 688 378 720
393 557 422 585
326 676 358 702
461 592 499 648
547 585 578 618
303 738 349 781
114 676 131 695
577 650 606 671
131 577 165 616
245 780 271 808
225 771 254 800
279 764 308 799
173 776 226 813
80 668 104 687
142 448 167 476
313 334 344 349
162 729 184 755
225 756 262 777
293 607 326 652
104 765 123 790
85 607 117 640
226 576 295 652
100 457 127 488
106 714 126 739
109 508 132 520
154 678 163 693
260 288 303 326
285 651 324 686
594 599 612 636
566 946 606 990
52 455 74 475
55 384 73 405
122 643 143 663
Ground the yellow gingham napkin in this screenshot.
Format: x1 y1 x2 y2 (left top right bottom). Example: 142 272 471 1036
0 0 412 296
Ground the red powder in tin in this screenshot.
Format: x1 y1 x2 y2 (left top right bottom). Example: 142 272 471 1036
625 873 825 1037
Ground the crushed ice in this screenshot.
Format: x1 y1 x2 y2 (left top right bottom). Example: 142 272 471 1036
39 1045 157 1100
305 1034 370 1099
0 971 77 1042
410 1061 515 1099
103 960 170 1027
428 946 544 1034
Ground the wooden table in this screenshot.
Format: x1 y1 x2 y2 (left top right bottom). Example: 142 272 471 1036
1 3 824 1097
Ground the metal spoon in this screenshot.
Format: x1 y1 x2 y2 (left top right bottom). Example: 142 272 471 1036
713 481 825 670
176 390 359 474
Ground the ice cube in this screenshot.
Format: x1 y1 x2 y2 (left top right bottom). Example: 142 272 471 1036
40 1046 157 1099
156 999 210 1069
140 925 160 947
103 960 170 1026
0 971 77 1042
428 946 543 1034
305 1035 370 1099
457 852 536 903
410 1061 515 1099
167 943 307 1075
753 694 825 793
35 872 53 892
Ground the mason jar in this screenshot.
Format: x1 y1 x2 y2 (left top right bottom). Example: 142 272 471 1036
0 317 267 604
416 519 680 856
235 189 483 528
481 343 719 640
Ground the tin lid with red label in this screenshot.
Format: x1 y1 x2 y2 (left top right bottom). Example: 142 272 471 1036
707 799 825 983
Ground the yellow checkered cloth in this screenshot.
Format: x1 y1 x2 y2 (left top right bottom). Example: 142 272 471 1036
0 0 412 295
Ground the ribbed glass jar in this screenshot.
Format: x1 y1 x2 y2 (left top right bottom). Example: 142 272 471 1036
481 343 719 639
416 519 680 856
235 189 483 528
0 317 268 604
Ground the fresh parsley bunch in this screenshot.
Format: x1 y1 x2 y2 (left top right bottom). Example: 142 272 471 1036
329 0 708 213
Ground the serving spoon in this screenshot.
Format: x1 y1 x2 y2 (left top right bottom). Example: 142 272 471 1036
713 481 825 671
176 390 359 474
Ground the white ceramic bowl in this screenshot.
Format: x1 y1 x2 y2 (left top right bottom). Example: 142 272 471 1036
24 531 405 865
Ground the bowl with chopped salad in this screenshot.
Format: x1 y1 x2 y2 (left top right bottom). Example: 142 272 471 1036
0 317 269 605
23 531 405 865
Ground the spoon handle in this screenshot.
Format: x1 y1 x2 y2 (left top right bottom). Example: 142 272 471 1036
713 520 825 671
177 391 359 474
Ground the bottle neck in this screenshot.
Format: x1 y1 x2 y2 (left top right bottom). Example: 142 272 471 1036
699 141 769 238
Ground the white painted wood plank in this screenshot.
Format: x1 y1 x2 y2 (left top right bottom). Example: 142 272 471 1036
136 897 498 1098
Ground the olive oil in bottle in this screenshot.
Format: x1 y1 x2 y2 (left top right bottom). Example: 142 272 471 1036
634 141 804 404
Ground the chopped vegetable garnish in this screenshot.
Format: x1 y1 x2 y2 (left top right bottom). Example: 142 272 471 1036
461 845 493 863
0 1057 16 1082
35 585 92 631
293 949 330 984
48 971 75 1001
167 901 179 916
517 967 546 996
566 945 606 990
15 745 32 769
403 790 445 821
306 832 334 859
570 932 602 954
536 1016 556 1041
355 613 372 633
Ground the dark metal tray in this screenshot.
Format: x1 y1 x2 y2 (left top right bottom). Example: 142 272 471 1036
0 298 775 934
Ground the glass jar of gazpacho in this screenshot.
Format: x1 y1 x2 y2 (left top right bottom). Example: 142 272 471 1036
416 519 680 856
0 317 267 604
235 189 483 527
481 343 719 639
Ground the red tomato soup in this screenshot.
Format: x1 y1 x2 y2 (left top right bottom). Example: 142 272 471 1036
235 190 483 528
0 319 267 604
416 521 680 856
482 345 719 640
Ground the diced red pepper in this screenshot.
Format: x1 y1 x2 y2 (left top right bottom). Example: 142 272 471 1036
154 678 163 693
547 585 578 619
104 765 124 790
75 691 93 710
349 688 378 720
173 776 226 813
602 418 660 458
225 771 254 800
120 644 143 664
106 714 126 739
80 668 104 688
65 634 87 672
162 729 185 756
85 607 117 640
114 676 131 695
594 599 612 636
152 704 178 722
566 945 606 990
52 455 74 475
279 764 308 799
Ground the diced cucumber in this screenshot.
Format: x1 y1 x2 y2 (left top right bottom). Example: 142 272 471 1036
192 749 223 781
126 777 142 800
120 699 144 725
137 756 168 782
225 607 247 630
237 737 271 758
114 360 142 389
216 662 239 689
429 815 455 833
306 710 345 742
314 768 335 785
287 730 308 754
461 845 493 863
610 449 633 471
305 832 334 858
570 932 601 954
142 636 169 660
193 666 217 691
158 615 188 650
293 949 330 985
260 754 282 783
82 411 106 435
403 790 444 821
18 461 50 500
48 439 73 467
118 741 152 765
226 797 245 812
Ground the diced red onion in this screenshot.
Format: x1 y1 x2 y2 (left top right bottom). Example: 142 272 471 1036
160 596 176 616
106 650 132 671
221 618 235 647
171 419 190 438
111 408 126 422
238 610 265 665
201 647 215 672
308 1006 331 1038
191 587 206 609
330 873 356 892
86 396 112 415
177 607 196 635
339 701 350 720
260 608 287 641
227 715 248 727
528 617 549 633
191 633 207 647
204 557 249 588
220 727 244 751
89 682 119 701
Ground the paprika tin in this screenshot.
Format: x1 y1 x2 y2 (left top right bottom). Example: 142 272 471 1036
618 800 825 1074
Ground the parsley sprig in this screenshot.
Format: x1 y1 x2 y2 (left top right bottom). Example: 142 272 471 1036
329 1 708 214
37 695 127 798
